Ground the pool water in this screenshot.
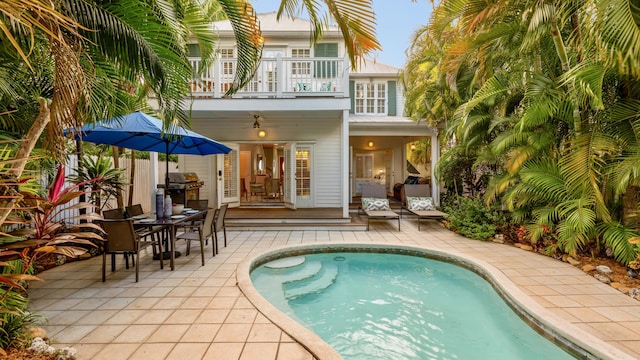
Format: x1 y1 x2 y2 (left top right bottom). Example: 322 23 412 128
251 252 576 360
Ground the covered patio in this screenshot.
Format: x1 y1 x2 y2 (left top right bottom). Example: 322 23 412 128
28 220 640 360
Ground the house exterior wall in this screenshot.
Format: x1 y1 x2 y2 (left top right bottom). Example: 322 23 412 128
185 116 344 208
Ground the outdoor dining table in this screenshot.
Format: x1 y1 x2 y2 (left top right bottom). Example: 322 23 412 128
131 209 209 270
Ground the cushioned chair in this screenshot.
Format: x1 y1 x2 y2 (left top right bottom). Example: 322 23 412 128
360 184 400 231
175 209 215 266
251 175 268 200
403 184 447 230
100 219 155 282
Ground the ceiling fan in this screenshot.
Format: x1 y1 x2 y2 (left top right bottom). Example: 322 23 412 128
252 114 261 129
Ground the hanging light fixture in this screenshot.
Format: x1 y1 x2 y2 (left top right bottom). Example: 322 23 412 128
368 141 374 147
258 130 266 138
252 114 261 129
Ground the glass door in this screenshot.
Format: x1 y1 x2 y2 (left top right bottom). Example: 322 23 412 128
295 145 313 207
218 143 239 207
354 153 374 195
283 143 295 209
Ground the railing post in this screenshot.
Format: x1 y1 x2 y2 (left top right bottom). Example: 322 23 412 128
276 54 284 98
342 53 350 97
213 59 221 98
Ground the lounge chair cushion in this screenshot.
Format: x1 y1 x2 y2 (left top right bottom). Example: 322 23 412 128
407 196 436 211
362 197 391 211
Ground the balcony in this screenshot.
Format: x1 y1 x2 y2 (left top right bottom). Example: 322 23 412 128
188 55 348 99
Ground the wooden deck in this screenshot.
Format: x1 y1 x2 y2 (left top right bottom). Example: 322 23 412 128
226 207 368 231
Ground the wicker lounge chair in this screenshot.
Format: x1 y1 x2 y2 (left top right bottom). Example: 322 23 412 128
360 184 400 231
403 184 447 230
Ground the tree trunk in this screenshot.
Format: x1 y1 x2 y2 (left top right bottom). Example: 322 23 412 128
0 99 50 227
112 146 124 209
622 185 640 227
128 150 136 206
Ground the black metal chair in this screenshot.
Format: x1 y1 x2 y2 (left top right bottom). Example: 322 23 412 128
124 204 162 256
100 219 159 282
175 209 215 265
213 204 228 253
103 208 125 219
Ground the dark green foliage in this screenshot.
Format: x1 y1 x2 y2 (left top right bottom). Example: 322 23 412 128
443 196 498 240
0 260 40 349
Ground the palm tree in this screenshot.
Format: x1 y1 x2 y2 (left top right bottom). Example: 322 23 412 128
68 156 127 211
404 0 640 264
0 0 225 225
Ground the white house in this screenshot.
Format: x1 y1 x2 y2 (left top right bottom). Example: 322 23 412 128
175 12 439 219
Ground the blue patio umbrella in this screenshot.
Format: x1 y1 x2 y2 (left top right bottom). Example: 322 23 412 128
65 111 231 189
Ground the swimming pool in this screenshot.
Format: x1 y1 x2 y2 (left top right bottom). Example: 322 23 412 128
250 251 577 360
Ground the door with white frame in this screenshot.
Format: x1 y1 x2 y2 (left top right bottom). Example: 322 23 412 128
295 144 313 208
217 143 240 208
259 48 285 93
283 143 295 209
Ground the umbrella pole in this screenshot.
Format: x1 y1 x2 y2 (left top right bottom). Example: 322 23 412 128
165 140 170 191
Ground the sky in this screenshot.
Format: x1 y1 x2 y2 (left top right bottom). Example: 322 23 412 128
250 0 433 68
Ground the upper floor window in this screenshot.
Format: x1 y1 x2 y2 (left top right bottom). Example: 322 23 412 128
355 82 387 115
291 48 311 76
220 48 234 75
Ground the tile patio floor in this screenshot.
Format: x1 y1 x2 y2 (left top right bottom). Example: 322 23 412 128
28 218 640 360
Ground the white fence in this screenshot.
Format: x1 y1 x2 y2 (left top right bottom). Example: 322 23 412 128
54 155 177 224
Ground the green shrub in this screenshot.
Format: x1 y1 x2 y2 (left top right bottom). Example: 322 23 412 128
0 260 40 349
443 196 498 240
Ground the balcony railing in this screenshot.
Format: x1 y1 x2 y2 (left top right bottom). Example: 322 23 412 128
188 55 348 98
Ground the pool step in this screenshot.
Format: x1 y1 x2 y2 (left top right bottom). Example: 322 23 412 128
268 260 322 284
283 263 338 300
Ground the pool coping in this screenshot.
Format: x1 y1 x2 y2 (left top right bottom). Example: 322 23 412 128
237 242 636 360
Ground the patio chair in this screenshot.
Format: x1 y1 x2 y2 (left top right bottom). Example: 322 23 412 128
403 184 447 230
124 204 162 255
360 184 400 231
183 199 209 242
213 203 228 254
250 175 268 200
103 208 125 219
100 219 152 282
175 208 215 266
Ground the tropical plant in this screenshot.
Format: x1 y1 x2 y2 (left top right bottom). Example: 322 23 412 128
442 196 498 241
0 253 42 351
404 0 640 265
67 156 126 211
408 139 431 170
0 164 103 355
7 164 104 260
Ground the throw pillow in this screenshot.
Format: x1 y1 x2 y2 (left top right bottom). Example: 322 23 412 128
407 196 435 211
362 197 391 211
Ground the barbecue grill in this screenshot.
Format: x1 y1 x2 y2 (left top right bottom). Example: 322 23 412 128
158 172 203 205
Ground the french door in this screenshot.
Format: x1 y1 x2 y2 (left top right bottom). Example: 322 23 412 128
218 143 239 207
283 143 314 208
295 145 313 208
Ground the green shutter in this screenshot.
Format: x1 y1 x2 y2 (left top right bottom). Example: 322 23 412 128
188 44 200 57
349 81 355 114
314 43 338 77
388 81 397 116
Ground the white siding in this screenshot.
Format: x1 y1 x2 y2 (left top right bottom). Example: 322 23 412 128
179 154 215 203
188 117 343 208
309 120 341 207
